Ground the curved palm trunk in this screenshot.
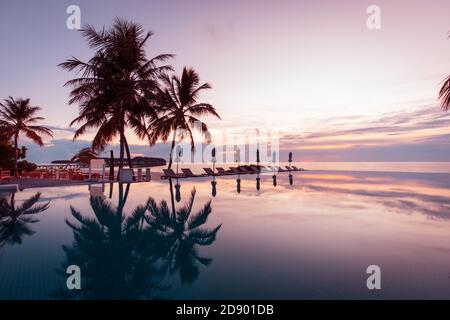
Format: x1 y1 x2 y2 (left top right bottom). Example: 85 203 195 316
13 133 19 178
117 114 125 181
123 136 133 169
168 178 176 220
167 131 177 170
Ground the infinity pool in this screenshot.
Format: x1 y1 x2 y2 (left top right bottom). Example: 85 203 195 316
1 171 450 299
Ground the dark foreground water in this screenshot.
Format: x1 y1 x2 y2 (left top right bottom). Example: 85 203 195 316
1 170 450 299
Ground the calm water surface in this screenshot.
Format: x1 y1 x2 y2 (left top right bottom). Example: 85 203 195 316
1 170 450 299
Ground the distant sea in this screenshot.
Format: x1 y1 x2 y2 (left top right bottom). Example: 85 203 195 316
157 162 450 174
292 162 450 173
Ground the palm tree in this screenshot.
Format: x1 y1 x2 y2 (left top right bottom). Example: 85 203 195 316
146 187 221 284
67 147 98 167
150 67 221 170
0 192 50 249
0 97 53 177
59 18 173 176
439 34 450 111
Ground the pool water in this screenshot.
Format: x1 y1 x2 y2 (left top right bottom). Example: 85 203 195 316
1 170 450 299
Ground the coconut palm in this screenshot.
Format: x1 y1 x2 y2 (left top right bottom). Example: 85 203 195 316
146 187 221 284
149 67 221 170
59 18 173 175
0 97 53 177
67 147 98 167
439 75 450 111
0 192 50 248
439 34 450 111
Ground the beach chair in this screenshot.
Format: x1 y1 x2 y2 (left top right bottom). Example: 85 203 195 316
216 167 234 175
291 166 304 171
203 168 220 176
273 166 287 172
260 166 274 173
242 165 258 174
181 168 207 177
162 169 186 179
229 167 246 175
0 169 11 182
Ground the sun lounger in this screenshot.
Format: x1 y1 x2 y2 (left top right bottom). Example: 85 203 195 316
162 169 186 179
238 166 253 174
229 167 246 174
216 167 234 175
181 168 207 177
291 166 304 171
203 168 220 176
245 165 260 174
274 166 287 172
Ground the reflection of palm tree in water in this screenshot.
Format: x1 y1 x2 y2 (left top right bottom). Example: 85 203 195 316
147 185 222 284
57 182 221 298
0 192 50 249
56 183 166 299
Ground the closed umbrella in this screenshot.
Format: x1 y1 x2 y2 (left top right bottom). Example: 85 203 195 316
211 148 216 172
289 174 293 186
256 176 260 191
236 178 241 194
234 147 241 166
272 174 277 187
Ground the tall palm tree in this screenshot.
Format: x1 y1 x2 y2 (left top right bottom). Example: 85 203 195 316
0 97 53 177
0 192 50 249
146 187 221 284
59 18 173 175
150 67 221 170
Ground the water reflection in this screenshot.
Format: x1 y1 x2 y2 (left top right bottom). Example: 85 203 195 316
147 187 221 284
0 192 50 249
56 182 221 299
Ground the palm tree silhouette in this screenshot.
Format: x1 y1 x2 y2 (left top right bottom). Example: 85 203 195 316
149 67 221 170
66 147 98 168
59 18 173 175
59 186 166 299
146 187 222 284
0 192 50 248
439 34 450 111
0 97 53 177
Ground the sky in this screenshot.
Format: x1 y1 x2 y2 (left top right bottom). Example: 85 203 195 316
0 0 450 163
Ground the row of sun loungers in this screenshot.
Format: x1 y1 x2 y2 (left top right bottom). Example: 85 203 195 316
162 165 305 179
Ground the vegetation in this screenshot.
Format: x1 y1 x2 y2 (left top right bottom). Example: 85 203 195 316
59 18 173 175
68 147 98 167
438 35 450 111
0 97 53 176
149 67 221 169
